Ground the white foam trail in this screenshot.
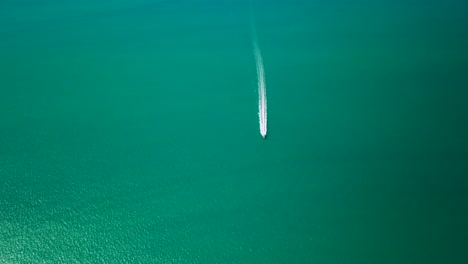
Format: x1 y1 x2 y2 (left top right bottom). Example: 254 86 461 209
250 3 267 138
253 41 267 138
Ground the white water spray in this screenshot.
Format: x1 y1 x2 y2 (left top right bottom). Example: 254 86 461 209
250 2 267 138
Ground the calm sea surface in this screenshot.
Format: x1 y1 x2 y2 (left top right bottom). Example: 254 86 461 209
1 0 467 263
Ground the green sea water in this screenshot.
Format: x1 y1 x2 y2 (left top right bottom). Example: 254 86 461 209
1 0 468 263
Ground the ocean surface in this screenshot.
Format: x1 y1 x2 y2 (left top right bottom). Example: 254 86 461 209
1 0 467 263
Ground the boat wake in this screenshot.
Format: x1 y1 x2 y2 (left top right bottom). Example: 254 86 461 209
250 3 267 138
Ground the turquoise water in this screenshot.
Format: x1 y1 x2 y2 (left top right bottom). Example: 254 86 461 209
1 0 468 263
